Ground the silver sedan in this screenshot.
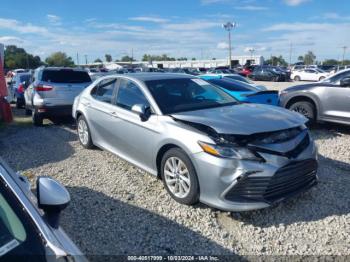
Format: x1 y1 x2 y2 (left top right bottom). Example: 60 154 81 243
73 73 317 211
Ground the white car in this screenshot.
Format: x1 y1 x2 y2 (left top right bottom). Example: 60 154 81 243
291 69 329 82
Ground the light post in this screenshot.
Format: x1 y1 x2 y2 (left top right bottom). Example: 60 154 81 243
222 21 236 69
248 48 255 64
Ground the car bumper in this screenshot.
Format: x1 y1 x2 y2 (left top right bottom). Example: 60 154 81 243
191 138 318 212
34 105 73 117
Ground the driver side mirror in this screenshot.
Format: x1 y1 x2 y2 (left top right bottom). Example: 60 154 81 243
340 78 350 87
37 177 70 229
131 104 151 122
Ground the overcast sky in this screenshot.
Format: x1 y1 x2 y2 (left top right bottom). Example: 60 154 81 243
0 0 349 62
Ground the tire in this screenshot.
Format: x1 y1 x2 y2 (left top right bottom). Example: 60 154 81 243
77 115 94 149
289 101 315 123
16 99 23 109
273 76 279 82
294 76 301 81
319 76 325 82
161 148 199 206
25 108 32 116
32 112 43 126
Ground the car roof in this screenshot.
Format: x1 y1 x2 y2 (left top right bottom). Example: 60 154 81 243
123 73 195 81
41 67 88 72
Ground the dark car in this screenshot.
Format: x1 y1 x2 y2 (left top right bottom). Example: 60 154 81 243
249 66 285 82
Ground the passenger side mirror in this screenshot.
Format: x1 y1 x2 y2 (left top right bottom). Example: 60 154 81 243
7 81 11 86
36 177 70 229
340 78 350 87
131 104 151 122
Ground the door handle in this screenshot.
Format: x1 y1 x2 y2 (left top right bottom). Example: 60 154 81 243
110 111 118 117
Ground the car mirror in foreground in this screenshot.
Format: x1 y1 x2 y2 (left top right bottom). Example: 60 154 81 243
131 104 151 122
340 78 350 87
36 176 70 229
7 81 11 86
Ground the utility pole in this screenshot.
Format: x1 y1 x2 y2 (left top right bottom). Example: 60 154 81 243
76 53 80 66
131 48 134 65
222 21 236 69
84 55 88 65
341 46 347 66
289 42 293 67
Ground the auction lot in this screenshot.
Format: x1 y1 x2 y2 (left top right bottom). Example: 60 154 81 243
1 81 349 256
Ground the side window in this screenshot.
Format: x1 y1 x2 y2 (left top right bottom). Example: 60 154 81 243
116 80 149 110
91 78 117 103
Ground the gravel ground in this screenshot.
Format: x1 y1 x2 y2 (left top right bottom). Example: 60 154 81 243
0 83 349 257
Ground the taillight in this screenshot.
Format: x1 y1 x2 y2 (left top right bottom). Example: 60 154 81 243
35 85 53 91
18 84 24 93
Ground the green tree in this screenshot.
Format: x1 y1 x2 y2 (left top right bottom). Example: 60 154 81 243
177 57 188 61
94 58 103 63
4 45 43 70
297 55 304 62
303 51 316 65
322 59 339 66
105 54 112 62
45 52 75 67
142 54 176 62
265 55 288 66
191 58 196 61
120 55 135 62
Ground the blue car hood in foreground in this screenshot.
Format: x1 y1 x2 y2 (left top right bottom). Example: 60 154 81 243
172 103 307 135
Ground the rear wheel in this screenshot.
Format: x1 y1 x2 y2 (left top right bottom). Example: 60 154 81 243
319 76 325 81
77 115 94 149
289 101 315 123
294 76 301 81
161 148 199 205
32 112 43 126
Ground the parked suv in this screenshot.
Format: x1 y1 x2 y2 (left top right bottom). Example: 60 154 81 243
24 67 92 126
7 73 31 108
0 157 86 261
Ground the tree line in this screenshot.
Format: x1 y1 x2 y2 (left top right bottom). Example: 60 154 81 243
3 45 350 70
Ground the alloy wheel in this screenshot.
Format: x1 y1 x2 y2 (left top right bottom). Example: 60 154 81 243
164 157 191 198
78 119 89 145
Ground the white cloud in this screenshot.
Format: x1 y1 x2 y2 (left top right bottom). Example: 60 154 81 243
283 0 310 6
217 42 229 49
47 14 61 25
0 36 23 44
129 16 169 23
201 0 229 5
263 22 333 32
0 18 48 34
235 5 268 11
162 21 219 31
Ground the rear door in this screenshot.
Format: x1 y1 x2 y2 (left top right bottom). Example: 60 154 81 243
37 69 91 106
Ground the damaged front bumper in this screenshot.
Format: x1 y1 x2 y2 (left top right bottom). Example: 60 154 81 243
191 131 318 212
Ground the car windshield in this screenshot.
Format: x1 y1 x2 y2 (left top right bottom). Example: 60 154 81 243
145 78 238 114
42 69 91 83
19 74 31 83
0 177 46 260
224 75 253 84
206 78 257 92
322 69 350 84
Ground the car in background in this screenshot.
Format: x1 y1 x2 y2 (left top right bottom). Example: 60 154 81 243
200 75 278 105
24 67 92 126
73 73 317 211
7 73 31 108
249 66 285 82
207 73 267 91
291 68 329 82
280 69 350 125
0 157 86 261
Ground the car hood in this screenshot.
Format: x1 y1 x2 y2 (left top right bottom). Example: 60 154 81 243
285 82 336 92
172 103 307 135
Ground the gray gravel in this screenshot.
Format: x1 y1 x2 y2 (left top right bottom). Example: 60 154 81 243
0 87 349 256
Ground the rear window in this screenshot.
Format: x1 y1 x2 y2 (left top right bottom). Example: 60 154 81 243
42 70 91 83
19 75 31 82
207 79 255 92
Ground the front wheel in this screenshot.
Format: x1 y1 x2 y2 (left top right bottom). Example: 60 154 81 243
289 101 315 123
161 148 199 205
77 115 94 149
32 112 43 126
294 76 301 81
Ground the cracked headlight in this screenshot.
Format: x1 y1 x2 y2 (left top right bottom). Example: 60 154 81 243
198 141 261 161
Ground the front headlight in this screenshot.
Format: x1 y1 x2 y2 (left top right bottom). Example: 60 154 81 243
198 141 261 161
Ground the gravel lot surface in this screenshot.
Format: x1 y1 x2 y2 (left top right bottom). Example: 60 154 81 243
0 81 349 257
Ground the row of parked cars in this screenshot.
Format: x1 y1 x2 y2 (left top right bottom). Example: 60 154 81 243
3 66 350 260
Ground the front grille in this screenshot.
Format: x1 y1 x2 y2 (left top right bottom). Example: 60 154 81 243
225 159 318 203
